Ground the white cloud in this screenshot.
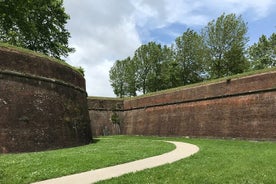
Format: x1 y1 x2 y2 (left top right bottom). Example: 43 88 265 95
164 0 207 25
131 0 276 27
84 60 114 97
64 0 141 97
222 0 275 18
197 0 276 20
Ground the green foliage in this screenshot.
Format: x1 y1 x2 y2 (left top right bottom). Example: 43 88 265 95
202 13 249 78
110 42 174 96
109 33 208 97
111 112 120 125
156 45 178 89
111 112 121 134
0 0 74 60
109 57 133 97
75 66 85 76
174 29 207 85
249 33 276 70
134 42 165 94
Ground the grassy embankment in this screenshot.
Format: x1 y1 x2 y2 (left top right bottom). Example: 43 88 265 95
0 137 174 184
99 136 276 184
1 136 275 184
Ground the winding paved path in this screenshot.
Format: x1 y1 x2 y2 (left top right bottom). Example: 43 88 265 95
33 141 199 184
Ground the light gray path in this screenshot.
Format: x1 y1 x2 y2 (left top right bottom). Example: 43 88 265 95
33 141 199 184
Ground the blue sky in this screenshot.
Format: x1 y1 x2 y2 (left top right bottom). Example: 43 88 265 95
140 17 276 46
64 0 276 97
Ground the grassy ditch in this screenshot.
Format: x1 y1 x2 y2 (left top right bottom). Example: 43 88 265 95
98 136 276 184
1 136 275 184
0 137 174 184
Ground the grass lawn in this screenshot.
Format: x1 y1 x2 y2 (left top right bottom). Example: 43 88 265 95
0 137 175 184
0 136 275 184
98 136 276 184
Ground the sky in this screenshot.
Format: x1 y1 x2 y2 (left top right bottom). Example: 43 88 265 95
63 0 276 97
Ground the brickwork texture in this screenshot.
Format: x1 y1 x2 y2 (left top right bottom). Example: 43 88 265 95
89 71 276 140
0 47 91 153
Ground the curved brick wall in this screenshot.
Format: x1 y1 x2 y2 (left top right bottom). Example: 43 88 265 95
0 47 91 153
89 71 276 140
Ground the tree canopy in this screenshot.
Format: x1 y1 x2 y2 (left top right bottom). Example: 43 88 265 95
174 29 206 85
109 57 132 98
202 13 249 78
110 42 173 97
249 33 276 70
0 0 74 59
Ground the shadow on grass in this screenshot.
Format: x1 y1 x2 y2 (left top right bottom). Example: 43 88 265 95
91 138 101 144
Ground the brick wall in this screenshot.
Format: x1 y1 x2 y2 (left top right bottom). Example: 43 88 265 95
88 98 123 136
0 47 91 153
89 71 276 140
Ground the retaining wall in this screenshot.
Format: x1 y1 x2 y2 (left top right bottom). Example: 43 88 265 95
88 98 123 136
88 71 276 140
0 47 91 153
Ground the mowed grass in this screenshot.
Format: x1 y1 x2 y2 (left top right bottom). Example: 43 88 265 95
0 137 175 184
98 136 276 184
1 136 275 184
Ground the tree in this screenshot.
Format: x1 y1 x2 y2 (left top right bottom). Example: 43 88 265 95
109 57 138 97
248 33 276 70
109 58 128 98
202 13 249 78
145 42 164 92
0 0 74 59
134 42 164 94
159 45 177 89
109 43 176 97
111 111 121 134
124 57 138 97
174 29 206 85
